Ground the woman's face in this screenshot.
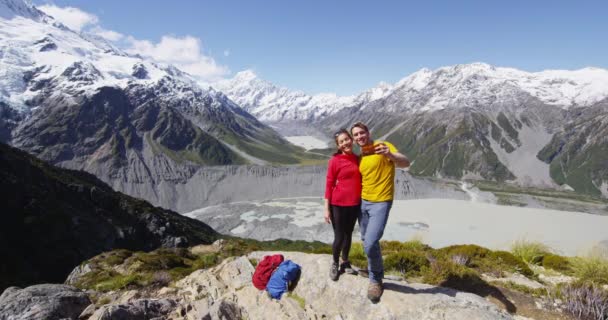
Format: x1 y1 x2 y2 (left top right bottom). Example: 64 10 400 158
351 126 370 146
336 133 354 154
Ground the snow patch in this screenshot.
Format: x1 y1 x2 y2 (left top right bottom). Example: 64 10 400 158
562 184 575 192
284 135 329 150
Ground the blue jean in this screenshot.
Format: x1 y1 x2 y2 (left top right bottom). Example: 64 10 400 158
359 199 392 283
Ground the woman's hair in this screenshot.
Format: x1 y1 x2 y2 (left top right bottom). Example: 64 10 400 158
333 128 352 155
350 121 369 134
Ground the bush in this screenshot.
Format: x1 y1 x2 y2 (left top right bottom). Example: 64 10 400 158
103 249 133 266
421 258 485 292
384 251 429 277
511 239 551 265
542 253 572 273
572 255 608 285
94 273 147 292
349 242 367 269
558 281 608 320
130 249 190 272
480 250 534 277
380 239 430 253
438 244 491 268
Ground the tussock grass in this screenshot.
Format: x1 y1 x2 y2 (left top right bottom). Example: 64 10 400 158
510 239 552 265
572 247 608 285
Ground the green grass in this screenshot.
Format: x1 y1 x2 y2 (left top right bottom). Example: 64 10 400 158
571 249 608 285
490 280 547 297
287 292 306 309
510 239 551 265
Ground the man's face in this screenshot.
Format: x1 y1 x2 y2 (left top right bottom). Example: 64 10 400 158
351 126 370 146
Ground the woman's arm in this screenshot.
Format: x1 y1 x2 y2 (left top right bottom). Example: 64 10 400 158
324 158 336 224
324 198 331 224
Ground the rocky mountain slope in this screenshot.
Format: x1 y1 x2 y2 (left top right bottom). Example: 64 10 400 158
218 64 608 197
0 0 321 201
0 142 219 291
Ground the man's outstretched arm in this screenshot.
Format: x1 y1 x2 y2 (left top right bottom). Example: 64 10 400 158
387 151 410 168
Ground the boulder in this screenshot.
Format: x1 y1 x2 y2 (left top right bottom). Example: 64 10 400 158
88 299 178 320
0 284 90 320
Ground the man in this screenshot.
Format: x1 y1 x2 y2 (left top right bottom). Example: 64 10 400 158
350 121 410 303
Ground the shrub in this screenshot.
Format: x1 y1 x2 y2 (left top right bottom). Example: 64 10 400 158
438 244 491 268
103 249 133 266
130 249 189 272
384 251 429 277
421 258 485 292
349 242 367 269
572 255 608 285
94 273 147 292
510 239 551 265
380 239 430 253
480 250 534 278
542 253 572 273
558 281 608 320
192 253 220 270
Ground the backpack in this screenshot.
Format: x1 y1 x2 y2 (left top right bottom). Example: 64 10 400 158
266 260 302 299
252 254 284 290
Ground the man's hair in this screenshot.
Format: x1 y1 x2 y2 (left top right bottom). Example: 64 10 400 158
350 121 369 134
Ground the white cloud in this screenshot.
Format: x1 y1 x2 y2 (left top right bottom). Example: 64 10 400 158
91 26 124 41
126 36 229 80
38 5 98 32
36 4 229 82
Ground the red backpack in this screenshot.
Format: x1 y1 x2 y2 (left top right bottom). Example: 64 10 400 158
252 254 284 290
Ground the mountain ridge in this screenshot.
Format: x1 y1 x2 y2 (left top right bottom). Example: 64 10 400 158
0 142 219 291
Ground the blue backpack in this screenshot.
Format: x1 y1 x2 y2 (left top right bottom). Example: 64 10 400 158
266 260 301 299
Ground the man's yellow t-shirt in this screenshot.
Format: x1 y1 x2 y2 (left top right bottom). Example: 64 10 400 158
359 141 398 202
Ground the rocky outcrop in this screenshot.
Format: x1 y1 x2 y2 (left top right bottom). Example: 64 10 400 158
145 251 516 320
0 284 90 320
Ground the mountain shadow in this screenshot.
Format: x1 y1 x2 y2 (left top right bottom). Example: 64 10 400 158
0 143 219 291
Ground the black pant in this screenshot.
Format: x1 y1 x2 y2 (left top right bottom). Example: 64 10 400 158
330 204 359 264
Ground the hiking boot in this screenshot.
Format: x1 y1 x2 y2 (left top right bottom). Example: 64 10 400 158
367 282 383 303
330 262 339 281
340 261 356 275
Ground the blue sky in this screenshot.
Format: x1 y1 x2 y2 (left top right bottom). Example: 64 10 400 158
35 0 608 95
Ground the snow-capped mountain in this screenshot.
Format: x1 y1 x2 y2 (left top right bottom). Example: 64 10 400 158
359 63 608 113
0 0 320 208
216 63 608 125
214 70 358 122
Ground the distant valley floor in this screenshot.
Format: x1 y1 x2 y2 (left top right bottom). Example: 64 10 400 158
186 198 608 256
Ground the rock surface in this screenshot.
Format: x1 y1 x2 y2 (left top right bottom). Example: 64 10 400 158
88 299 177 320
0 284 90 320
160 251 515 320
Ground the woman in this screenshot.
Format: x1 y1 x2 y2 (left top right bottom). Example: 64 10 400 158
324 128 361 281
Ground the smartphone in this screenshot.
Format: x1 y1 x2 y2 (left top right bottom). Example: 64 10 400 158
361 144 376 155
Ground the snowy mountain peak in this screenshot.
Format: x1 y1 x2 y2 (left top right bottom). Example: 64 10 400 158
217 62 608 123
0 0 42 20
